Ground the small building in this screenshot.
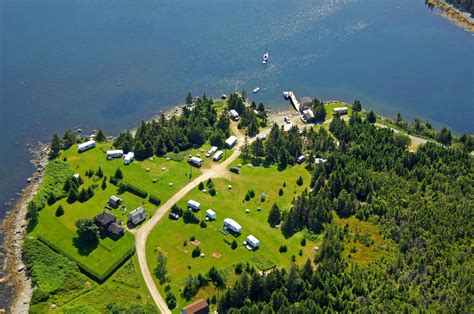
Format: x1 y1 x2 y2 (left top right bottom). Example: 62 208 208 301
213 150 223 161
94 211 124 239
128 206 147 225
189 156 203 167
124 152 134 165
257 134 266 141
206 209 216 220
225 136 237 148
246 235 260 249
260 192 267 202
302 109 315 122
181 299 209 314
188 199 201 211
106 149 124 159
205 146 218 158
108 195 122 208
300 96 312 111
315 157 328 164
77 140 96 153
229 109 240 121
333 107 349 115
297 155 306 164
224 218 242 233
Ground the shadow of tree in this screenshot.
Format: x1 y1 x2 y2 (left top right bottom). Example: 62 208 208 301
73 236 99 256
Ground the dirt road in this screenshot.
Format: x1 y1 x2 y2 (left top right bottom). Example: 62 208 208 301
133 123 267 313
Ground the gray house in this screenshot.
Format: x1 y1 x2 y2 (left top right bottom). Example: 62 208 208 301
128 206 147 225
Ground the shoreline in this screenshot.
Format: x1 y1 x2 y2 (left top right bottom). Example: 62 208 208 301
2 143 49 313
427 0 474 32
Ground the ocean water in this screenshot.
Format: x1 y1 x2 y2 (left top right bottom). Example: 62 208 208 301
0 0 472 307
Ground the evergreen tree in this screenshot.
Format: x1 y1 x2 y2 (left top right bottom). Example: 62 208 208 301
47 192 56 205
268 204 281 227
49 133 62 159
367 110 376 123
55 205 65 217
186 92 193 105
95 129 106 142
62 129 77 149
67 188 78 204
114 168 123 180
101 177 107 190
353 100 362 112
96 167 103 178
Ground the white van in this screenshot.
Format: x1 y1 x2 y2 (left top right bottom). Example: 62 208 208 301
213 150 223 161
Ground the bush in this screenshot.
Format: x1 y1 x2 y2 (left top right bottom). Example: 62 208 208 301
300 238 306 247
55 205 64 217
114 168 123 180
192 247 201 258
149 195 161 206
245 193 250 201
248 189 255 198
31 289 50 305
109 177 120 186
279 188 284 196
199 182 204 190
47 192 56 206
209 188 216 196
296 176 303 186
231 240 237 250
200 221 207 228
235 263 243 275
165 291 177 310
118 181 148 198
183 211 199 224
279 245 288 253
190 235 196 241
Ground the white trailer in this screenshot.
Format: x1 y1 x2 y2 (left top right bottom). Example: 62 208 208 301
106 149 124 159
206 209 216 220
225 136 237 148
188 199 201 211
246 235 260 249
124 152 134 165
205 146 218 158
189 156 203 167
224 218 242 233
213 151 223 161
77 140 96 153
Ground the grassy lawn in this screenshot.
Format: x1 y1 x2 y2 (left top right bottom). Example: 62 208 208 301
146 161 322 311
324 101 353 120
333 214 397 265
29 142 200 279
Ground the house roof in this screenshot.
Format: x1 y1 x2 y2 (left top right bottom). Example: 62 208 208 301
129 206 146 218
94 211 116 227
107 221 124 236
182 299 209 314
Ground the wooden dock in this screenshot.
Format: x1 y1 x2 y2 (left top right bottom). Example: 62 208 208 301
288 91 301 112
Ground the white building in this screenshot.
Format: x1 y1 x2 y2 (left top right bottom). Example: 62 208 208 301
128 206 147 225
189 156 203 167
230 109 240 121
297 155 306 164
246 235 260 249
77 140 96 153
333 107 349 115
315 157 328 164
106 149 124 159
206 209 216 220
108 195 122 208
124 152 134 165
302 109 315 121
224 218 242 233
225 136 237 148
257 134 266 141
188 200 201 211
213 151 223 161
205 146 218 158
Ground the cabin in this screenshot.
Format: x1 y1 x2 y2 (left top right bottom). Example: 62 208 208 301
229 109 240 121
124 152 134 165
213 150 223 161
205 146 218 158
224 218 242 233
206 209 216 221
333 107 349 115
108 195 123 208
297 155 306 164
94 211 124 239
128 206 147 225
246 235 260 250
188 199 201 211
181 299 209 314
302 109 315 122
77 140 96 153
225 136 237 148
189 156 203 167
106 149 124 159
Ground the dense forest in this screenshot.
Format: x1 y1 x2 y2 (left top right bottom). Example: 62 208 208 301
218 112 473 312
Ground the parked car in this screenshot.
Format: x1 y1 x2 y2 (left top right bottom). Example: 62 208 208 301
284 116 291 124
230 167 240 174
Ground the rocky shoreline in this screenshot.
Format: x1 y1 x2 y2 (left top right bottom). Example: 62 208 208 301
2 143 49 313
427 0 474 32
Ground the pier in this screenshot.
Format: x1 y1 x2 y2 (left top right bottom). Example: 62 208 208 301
288 91 301 112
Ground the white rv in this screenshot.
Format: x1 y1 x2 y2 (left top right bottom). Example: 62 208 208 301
77 140 96 153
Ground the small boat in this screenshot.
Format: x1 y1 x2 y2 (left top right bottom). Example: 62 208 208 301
221 94 228 100
253 87 260 93
282 91 289 99
262 44 269 64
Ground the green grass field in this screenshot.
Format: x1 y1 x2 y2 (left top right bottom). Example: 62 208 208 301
146 160 321 311
324 102 353 120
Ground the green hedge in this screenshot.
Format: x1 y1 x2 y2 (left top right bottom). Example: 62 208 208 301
37 235 134 282
149 195 161 206
118 181 148 198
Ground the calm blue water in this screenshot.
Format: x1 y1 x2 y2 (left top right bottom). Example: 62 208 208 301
0 0 473 305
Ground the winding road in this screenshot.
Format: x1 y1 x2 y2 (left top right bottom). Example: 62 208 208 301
133 123 262 313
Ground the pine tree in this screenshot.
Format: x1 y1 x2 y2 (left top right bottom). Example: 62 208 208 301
101 177 107 190
186 92 193 105
95 129 106 142
268 204 281 227
49 133 62 159
367 110 376 124
67 188 78 204
62 129 77 149
55 205 65 217
114 168 123 180
96 167 103 178
47 192 56 205
353 100 362 112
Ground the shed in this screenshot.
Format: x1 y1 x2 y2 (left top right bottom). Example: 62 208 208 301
106 149 124 159
188 200 201 211
224 218 242 233
108 195 122 208
128 206 147 225
206 209 216 220
124 152 134 165
77 140 96 153
225 136 237 148
246 235 260 249
181 299 209 314
333 107 349 115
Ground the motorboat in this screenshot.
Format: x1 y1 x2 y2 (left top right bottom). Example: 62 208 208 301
253 87 260 93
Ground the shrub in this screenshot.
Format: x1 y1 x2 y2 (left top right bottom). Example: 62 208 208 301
200 221 207 228
231 240 237 250
55 205 64 217
279 245 288 253
149 195 161 206
118 182 147 198
245 193 250 201
296 176 303 186
209 188 216 196
47 192 56 206
199 182 204 190
248 189 255 198
192 247 201 258
235 263 243 275
165 291 177 310
31 289 50 305
114 168 123 180
300 238 306 247
279 188 284 196
190 235 196 241
96 167 103 178
183 211 199 224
